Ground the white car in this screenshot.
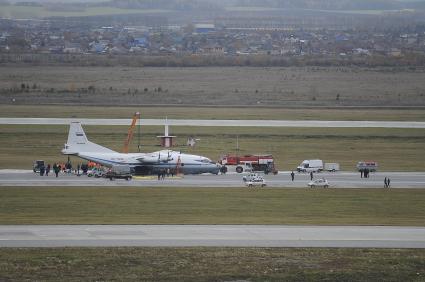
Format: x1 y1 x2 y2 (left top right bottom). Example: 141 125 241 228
308 178 330 188
87 167 105 178
245 177 266 187
243 173 261 182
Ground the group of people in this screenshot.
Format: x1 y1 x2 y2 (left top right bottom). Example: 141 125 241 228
157 168 175 180
38 162 89 177
360 168 371 178
38 163 61 177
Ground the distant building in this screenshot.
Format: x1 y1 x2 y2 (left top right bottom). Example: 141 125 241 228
194 23 215 34
133 37 148 47
63 43 82 54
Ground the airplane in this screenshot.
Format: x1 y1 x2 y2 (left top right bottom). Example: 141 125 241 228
61 122 221 175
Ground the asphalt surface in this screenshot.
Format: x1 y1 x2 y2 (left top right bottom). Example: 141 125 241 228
1 170 425 188
0 225 424 248
1 118 425 128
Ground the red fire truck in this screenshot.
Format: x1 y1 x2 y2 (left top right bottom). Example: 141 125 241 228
219 154 277 174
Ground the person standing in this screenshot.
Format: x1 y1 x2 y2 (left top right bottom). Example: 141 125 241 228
46 164 50 176
53 163 60 177
39 165 45 176
310 171 313 181
291 171 295 181
360 169 363 178
77 164 80 176
387 178 391 188
384 177 388 188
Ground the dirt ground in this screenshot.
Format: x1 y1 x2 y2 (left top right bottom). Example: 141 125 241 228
1 66 424 106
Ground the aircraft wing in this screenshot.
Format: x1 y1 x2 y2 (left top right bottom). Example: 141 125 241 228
136 151 174 164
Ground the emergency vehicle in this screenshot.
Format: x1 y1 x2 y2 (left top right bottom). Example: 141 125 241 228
219 154 277 174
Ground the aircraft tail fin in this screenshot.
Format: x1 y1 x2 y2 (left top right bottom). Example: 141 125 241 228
62 122 116 155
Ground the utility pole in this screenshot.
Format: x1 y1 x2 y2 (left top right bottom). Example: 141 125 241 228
137 112 141 152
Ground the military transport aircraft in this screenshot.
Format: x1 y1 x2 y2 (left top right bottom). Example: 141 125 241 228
62 122 220 175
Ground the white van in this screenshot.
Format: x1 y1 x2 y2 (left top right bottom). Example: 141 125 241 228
297 160 323 173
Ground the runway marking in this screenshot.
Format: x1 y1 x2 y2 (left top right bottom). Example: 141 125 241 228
133 176 157 180
133 176 183 180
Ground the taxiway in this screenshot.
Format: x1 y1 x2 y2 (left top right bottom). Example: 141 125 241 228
1 170 424 188
0 225 423 248
1 118 424 128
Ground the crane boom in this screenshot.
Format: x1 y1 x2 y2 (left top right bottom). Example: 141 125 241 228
123 112 140 153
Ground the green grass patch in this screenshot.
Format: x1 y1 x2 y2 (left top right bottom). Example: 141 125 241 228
0 187 424 225
0 247 424 281
1 105 425 121
1 125 424 171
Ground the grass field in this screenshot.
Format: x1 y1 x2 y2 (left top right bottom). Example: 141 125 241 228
1 247 424 281
1 104 425 121
1 66 424 106
1 124 424 171
1 187 424 225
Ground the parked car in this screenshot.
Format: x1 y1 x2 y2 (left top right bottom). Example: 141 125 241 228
308 178 330 188
243 173 261 182
104 170 132 181
104 165 132 181
245 177 266 187
87 167 105 178
33 160 45 173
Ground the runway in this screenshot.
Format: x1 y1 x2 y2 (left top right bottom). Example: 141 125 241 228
0 225 424 248
1 170 425 188
1 118 425 128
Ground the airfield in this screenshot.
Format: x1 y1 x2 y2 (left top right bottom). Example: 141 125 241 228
1 170 425 188
0 109 424 280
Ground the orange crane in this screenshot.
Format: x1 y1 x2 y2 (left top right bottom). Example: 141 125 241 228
122 112 140 153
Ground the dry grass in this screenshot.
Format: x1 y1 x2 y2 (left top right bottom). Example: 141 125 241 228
0 247 424 281
1 66 425 106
